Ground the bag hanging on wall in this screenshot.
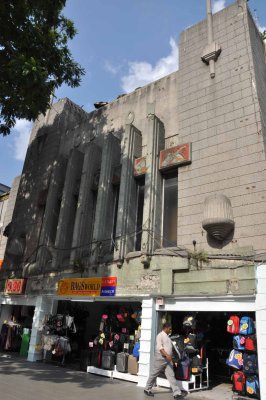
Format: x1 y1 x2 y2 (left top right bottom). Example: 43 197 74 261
245 335 257 352
239 316 255 335
184 333 198 354
232 371 246 395
226 349 243 369
246 376 260 398
233 335 246 350
243 353 258 375
227 316 240 334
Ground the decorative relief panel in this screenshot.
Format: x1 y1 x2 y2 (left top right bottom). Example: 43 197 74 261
134 156 147 177
159 143 191 171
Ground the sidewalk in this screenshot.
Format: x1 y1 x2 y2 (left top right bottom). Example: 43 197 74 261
0 353 232 400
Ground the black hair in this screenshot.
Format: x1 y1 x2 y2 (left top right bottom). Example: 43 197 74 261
162 322 172 329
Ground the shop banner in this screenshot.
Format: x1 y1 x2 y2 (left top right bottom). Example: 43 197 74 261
57 277 117 297
4 279 27 294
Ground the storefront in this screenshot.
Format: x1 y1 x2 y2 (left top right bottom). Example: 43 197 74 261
0 279 37 358
152 294 260 398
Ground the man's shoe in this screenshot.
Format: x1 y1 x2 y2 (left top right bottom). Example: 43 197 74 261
144 389 154 397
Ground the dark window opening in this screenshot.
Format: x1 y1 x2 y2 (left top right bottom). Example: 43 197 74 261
111 185 120 251
162 171 178 247
135 178 145 251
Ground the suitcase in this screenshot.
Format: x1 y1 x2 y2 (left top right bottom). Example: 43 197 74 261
91 348 102 368
101 350 116 370
116 352 129 373
128 355 138 375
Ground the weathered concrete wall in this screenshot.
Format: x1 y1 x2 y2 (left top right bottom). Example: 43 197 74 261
177 0 266 253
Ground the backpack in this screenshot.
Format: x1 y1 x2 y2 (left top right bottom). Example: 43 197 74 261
132 342 140 359
226 349 243 369
184 333 198 354
183 315 196 330
191 355 202 375
246 376 260 398
227 316 240 334
243 353 258 375
245 335 257 352
233 335 246 350
171 335 185 362
239 316 255 335
232 371 246 395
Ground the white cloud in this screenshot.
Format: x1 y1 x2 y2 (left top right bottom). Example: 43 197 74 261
12 119 32 161
121 37 179 93
212 0 226 14
258 24 266 33
104 61 122 75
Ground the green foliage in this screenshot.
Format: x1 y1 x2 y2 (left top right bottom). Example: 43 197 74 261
188 249 209 269
261 30 266 41
0 0 85 135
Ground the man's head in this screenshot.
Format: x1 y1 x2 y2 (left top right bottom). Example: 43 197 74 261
162 322 172 335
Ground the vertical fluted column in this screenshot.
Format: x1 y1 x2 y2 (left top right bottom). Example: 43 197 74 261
70 143 102 264
141 103 165 255
53 148 84 269
36 155 67 272
114 116 142 262
91 133 121 263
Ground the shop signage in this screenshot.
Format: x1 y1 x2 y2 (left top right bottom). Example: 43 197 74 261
156 296 165 306
57 277 117 297
4 279 27 294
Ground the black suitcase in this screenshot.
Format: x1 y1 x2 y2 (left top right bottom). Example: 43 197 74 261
91 348 102 368
116 352 129 373
101 350 116 370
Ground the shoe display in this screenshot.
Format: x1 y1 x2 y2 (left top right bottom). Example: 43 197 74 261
144 389 154 397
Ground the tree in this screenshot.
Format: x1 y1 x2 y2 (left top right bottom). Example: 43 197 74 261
0 0 85 135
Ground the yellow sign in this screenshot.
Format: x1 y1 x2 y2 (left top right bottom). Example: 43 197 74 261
57 277 117 297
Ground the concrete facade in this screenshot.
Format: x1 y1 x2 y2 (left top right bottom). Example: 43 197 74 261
0 0 266 398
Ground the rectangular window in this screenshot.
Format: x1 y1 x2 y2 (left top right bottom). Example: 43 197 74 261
135 178 145 251
111 185 120 251
162 171 178 247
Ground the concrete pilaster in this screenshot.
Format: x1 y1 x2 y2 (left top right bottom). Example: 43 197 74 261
138 298 156 387
141 104 165 255
27 296 57 362
70 143 102 265
91 133 121 263
53 149 84 269
114 122 142 261
36 156 68 273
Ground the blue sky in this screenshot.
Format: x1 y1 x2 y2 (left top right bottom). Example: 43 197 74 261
0 0 266 187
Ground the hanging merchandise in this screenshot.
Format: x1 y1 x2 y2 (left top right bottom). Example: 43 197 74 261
184 333 198 354
245 335 257 352
233 335 246 351
175 355 191 381
232 371 246 395
239 316 255 336
226 349 243 369
191 355 203 375
227 315 240 334
243 353 258 375
246 376 260 398
183 315 197 330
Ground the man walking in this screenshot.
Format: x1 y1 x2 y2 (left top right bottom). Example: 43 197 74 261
144 322 185 399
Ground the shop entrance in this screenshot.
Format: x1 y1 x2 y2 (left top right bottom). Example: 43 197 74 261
157 310 258 398
40 299 142 377
0 304 34 356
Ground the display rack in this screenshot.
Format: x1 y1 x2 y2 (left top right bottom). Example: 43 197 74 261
87 365 139 383
157 359 209 393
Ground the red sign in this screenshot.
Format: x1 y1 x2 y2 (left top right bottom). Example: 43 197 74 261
5 279 26 294
134 156 147 176
160 143 191 170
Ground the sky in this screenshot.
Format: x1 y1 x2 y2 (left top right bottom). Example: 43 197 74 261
0 0 266 187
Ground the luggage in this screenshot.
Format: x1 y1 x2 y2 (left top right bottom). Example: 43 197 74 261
128 355 138 375
226 350 243 369
191 355 202 375
246 375 260 398
116 352 129 373
245 335 257 352
243 353 258 375
233 335 246 350
227 316 240 334
175 356 191 381
101 350 116 370
232 371 246 395
132 342 140 359
91 348 102 368
239 316 255 335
